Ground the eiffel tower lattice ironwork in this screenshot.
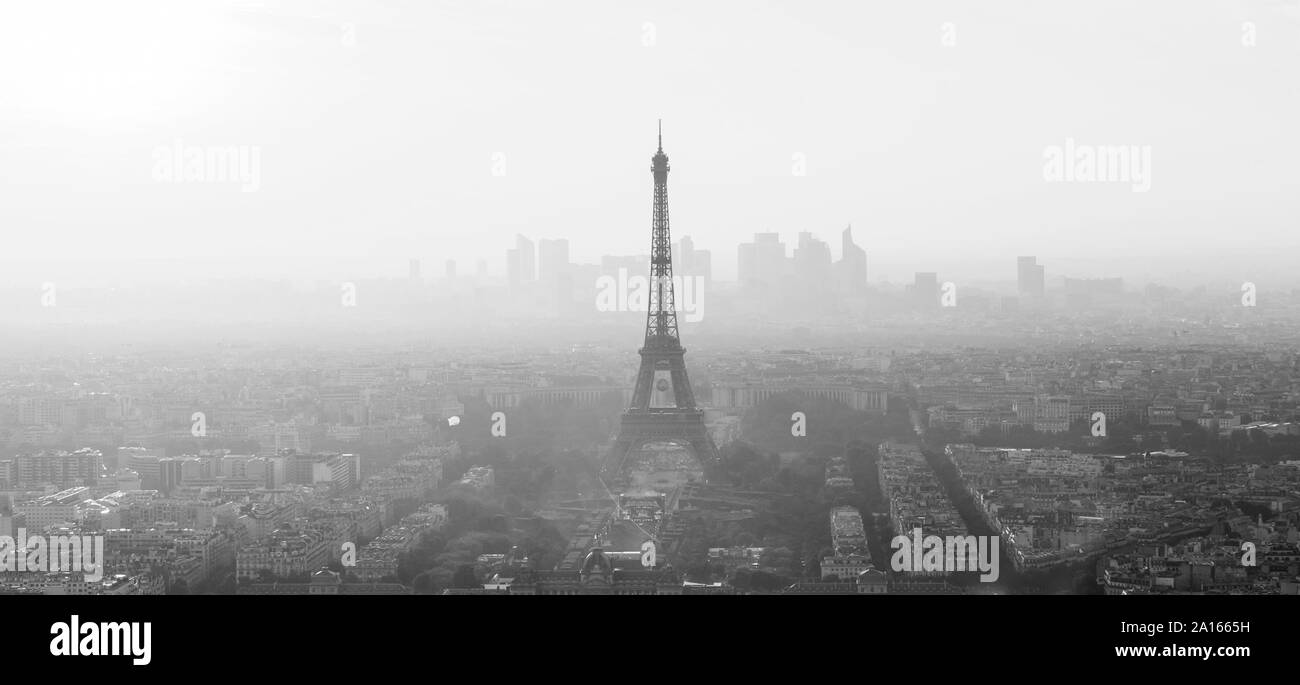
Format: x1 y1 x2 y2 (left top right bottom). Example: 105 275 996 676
606 122 718 476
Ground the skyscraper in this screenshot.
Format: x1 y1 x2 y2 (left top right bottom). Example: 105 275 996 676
738 232 788 289
1018 256 1045 297
836 224 867 293
507 234 536 286
794 231 832 288
538 238 571 283
694 248 712 283
675 236 694 275
519 235 536 282
677 235 712 284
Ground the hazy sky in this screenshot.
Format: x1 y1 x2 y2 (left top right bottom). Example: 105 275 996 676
1 0 1298 285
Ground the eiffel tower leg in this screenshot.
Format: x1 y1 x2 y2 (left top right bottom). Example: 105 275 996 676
668 356 696 409
629 356 655 411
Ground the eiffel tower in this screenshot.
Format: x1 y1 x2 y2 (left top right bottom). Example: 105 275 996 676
606 122 718 477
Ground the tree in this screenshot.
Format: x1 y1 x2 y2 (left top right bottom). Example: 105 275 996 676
749 570 788 592
684 563 712 584
451 564 480 589
412 571 438 594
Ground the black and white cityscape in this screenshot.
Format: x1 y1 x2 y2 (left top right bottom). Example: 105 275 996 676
6 128 1300 598
3 4 1300 668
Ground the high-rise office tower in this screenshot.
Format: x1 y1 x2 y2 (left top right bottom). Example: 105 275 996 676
694 248 712 282
519 235 536 282
538 238 570 283
674 236 692 275
836 224 867 292
794 231 833 288
1018 256 1045 297
676 235 711 282
738 232 789 288
506 249 519 284
737 243 754 286
507 235 536 285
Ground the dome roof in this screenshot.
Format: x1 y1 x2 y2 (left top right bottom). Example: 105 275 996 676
310 568 342 584
581 547 613 576
857 568 886 584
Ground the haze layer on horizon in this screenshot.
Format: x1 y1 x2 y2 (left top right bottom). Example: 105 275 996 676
1 0 1297 285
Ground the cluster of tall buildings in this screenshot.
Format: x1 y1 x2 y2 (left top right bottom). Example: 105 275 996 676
497 226 872 307
490 232 717 319
737 226 866 294
505 234 712 287
908 255 1048 312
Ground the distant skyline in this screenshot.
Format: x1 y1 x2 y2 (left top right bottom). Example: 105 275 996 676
2 244 1298 293
2 0 1298 287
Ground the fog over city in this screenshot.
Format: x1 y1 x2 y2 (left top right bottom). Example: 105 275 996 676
3 1 1298 287
4 0 1300 626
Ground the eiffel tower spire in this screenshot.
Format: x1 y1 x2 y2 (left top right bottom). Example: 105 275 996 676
645 121 679 350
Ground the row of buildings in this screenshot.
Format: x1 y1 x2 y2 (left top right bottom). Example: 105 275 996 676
878 442 974 575
1099 525 1300 595
945 443 1300 590
1 442 457 595
911 345 1300 438
947 444 1112 571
